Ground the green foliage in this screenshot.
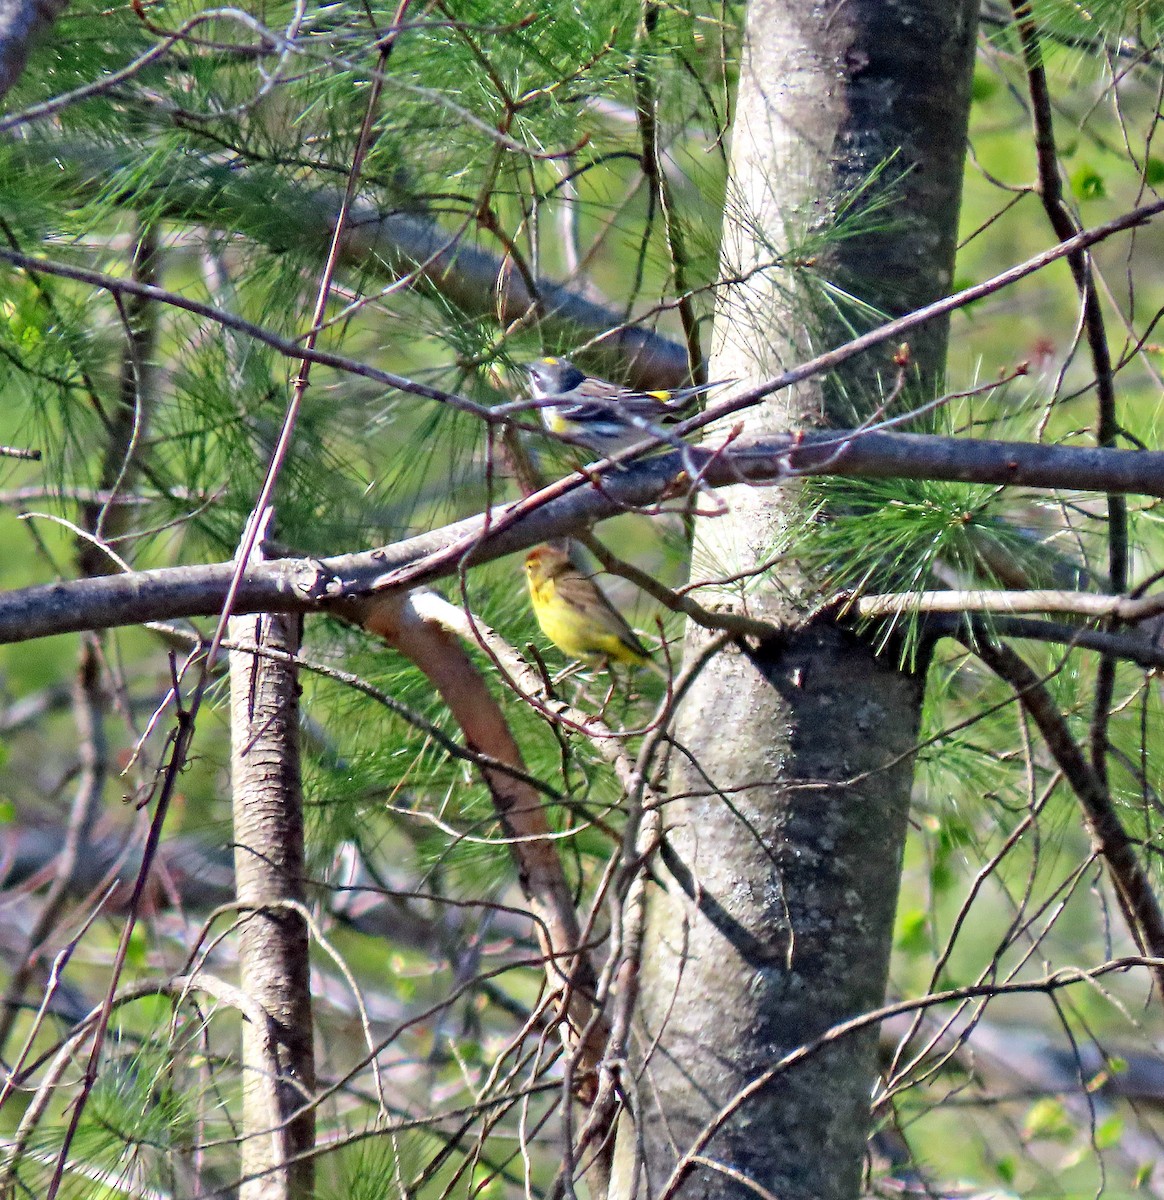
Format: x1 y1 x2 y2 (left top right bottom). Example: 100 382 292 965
795 473 1047 661
1030 0 1164 46
13 1011 220 1198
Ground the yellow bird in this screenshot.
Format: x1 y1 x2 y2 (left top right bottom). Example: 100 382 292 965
524 545 652 668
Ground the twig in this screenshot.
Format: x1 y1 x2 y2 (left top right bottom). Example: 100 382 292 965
577 531 779 641
2 194 1162 436
1009 0 1127 796
964 632 1164 1000
654 957 1164 1200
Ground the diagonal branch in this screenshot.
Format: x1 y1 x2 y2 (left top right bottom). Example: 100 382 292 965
339 590 609 1105
2 195 1162 416
3 430 1164 645
964 631 1164 999
3 139 693 386
1009 0 1128 798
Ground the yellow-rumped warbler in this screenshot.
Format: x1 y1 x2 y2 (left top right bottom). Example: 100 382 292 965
526 357 725 456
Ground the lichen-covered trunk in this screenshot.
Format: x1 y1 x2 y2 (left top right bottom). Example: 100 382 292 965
611 3 979 1197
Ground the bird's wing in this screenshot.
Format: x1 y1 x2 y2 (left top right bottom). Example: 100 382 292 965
558 397 669 421
556 573 649 657
658 377 735 409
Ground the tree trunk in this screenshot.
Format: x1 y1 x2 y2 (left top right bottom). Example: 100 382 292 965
230 612 315 1200
611 3 979 1197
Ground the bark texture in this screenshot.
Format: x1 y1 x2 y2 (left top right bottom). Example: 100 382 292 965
230 613 315 1200
611 3 979 1198
0 0 67 102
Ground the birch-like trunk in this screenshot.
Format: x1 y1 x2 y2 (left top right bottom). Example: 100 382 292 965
612 3 979 1197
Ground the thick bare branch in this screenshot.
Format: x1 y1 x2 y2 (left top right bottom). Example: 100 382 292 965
2 429 1164 644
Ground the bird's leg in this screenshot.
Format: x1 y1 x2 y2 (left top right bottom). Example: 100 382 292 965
595 666 619 719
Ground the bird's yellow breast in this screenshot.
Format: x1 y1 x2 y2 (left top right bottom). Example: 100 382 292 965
528 574 644 665
541 408 573 437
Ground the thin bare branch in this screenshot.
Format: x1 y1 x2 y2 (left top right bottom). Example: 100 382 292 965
965 633 1164 997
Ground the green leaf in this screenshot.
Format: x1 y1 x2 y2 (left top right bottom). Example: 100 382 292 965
1023 1097 1074 1142
930 857 954 895
971 67 997 102
895 908 930 955
124 923 149 971
1070 164 1107 201
1095 1114 1124 1150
